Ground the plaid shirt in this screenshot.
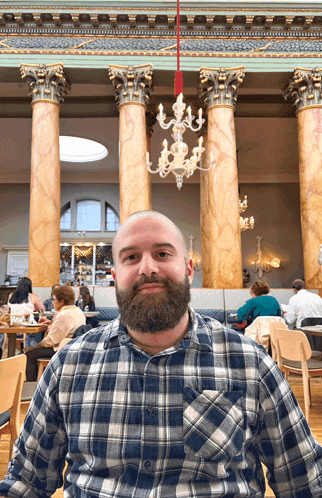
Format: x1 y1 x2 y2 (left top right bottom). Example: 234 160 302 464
1 310 322 498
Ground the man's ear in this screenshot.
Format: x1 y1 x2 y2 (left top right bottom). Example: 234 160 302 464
112 268 116 281
186 258 194 284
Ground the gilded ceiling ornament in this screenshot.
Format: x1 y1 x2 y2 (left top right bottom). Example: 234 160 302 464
108 64 153 108
284 67 322 113
20 63 70 105
198 66 246 110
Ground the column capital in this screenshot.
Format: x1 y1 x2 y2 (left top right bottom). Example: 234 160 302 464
199 66 245 111
20 63 70 105
109 64 153 108
284 67 322 114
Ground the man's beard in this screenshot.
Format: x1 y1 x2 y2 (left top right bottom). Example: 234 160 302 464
115 273 191 333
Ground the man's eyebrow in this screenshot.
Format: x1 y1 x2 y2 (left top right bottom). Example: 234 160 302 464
118 242 176 258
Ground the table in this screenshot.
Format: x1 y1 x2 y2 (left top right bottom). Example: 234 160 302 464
299 325 322 337
84 311 100 318
0 325 47 357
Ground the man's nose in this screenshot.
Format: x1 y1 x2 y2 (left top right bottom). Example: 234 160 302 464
138 254 159 277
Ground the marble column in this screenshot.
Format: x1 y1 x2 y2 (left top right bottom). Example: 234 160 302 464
20 63 70 287
199 67 245 288
109 65 153 223
285 68 322 289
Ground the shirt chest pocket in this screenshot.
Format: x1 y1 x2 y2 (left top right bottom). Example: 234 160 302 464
183 387 246 463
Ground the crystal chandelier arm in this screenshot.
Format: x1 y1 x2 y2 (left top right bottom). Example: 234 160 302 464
157 112 177 130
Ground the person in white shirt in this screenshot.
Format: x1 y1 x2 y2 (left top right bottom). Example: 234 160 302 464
284 279 322 351
284 279 322 329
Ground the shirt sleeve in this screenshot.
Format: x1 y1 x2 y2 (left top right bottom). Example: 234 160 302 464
284 297 297 326
256 351 322 496
0 364 67 497
42 311 71 348
237 299 253 321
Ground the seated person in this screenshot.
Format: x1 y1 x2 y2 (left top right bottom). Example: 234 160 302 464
43 284 60 311
284 278 322 329
76 286 99 328
24 285 85 381
8 276 45 348
237 280 281 325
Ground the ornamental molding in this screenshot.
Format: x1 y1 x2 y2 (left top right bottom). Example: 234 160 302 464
20 62 70 104
284 67 322 113
108 64 153 107
199 66 246 109
1 12 322 33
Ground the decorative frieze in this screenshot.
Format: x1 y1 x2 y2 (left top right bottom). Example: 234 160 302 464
20 63 70 105
285 67 322 113
199 67 245 110
109 64 153 108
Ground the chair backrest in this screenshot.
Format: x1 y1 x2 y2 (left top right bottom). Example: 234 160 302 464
301 317 322 327
0 355 27 413
73 323 92 338
269 321 287 360
271 328 312 363
245 316 284 352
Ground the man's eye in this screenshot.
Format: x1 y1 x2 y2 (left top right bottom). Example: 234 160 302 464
125 254 138 261
158 252 169 258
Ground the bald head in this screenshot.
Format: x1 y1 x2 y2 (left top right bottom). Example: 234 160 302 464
112 211 188 264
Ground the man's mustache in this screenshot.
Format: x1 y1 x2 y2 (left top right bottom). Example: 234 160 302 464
132 275 169 294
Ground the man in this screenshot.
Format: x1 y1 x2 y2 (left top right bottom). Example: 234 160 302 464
42 283 60 311
24 285 85 381
0 211 321 497
284 278 322 329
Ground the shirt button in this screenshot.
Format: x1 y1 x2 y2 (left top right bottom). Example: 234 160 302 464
147 406 155 414
144 461 152 470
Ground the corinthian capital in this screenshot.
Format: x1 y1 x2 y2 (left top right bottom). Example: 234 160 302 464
20 63 70 105
199 66 245 110
109 64 153 108
284 67 322 114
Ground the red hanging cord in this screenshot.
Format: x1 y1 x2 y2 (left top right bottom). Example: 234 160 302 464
174 0 183 96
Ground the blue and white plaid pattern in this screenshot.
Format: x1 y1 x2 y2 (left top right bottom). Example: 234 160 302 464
1 309 322 497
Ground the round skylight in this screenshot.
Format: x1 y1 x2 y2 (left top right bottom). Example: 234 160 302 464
59 136 108 163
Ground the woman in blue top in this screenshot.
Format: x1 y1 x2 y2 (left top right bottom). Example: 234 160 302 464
237 280 281 325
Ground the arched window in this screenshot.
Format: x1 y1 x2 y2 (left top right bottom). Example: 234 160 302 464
60 202 71 230
77 200 101 231
106 204 120 231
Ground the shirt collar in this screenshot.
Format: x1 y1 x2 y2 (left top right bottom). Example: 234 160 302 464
103 307 221 353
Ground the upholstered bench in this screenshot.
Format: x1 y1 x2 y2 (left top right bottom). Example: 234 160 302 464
96 307 225 324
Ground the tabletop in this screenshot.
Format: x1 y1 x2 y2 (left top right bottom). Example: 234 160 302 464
0 325 47 334
300 325 322 336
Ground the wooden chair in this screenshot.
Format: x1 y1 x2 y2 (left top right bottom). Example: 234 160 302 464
271 328 322 423
36 324 92 381
37 358 50 382
0 354 27 459
269 321 288 361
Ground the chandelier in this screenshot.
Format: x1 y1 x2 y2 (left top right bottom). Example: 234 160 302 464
147 95 214 189
188 233 201 271
239 195 255 232
146 0 214 190
251 235 280 278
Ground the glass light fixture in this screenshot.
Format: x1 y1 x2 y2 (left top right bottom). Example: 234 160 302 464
240 216 255 232
146 93 214 190
60 136 108 163
251 235 280 278
239 195 255 232
188 233 201 271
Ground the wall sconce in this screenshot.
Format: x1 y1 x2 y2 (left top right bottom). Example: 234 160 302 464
188 233 201 271
251 235 280 278
78 230 86 238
